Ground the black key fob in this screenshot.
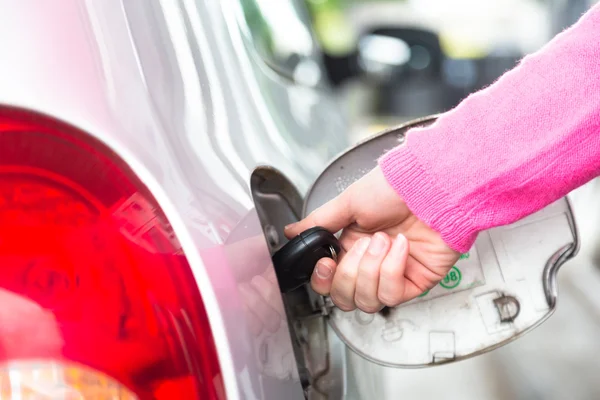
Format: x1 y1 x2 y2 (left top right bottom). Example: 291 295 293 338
272 226 341 293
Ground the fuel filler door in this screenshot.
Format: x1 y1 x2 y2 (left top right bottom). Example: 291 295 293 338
298 115 579 367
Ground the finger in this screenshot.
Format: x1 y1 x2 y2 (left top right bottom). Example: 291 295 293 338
284 193 353 238
310 257 337 295
403 257 450 300
377 234 410 307
354 232 391 313
239 283 280 333
339 229 369 252
330 237 371 311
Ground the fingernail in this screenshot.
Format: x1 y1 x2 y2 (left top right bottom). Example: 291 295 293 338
368 233 387 255
284 222 297 232
315 261 332 279
355 237 371 255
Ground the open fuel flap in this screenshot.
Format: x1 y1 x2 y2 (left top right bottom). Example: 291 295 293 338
301 115 579 367
250 168 346 399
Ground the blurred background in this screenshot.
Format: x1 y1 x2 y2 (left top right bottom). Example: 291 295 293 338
301 0 600 399
304 0 596 141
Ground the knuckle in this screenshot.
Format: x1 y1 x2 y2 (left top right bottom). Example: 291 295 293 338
338 268 357 283
309 214 323 228
309 208 327 227
330 291 355 311
354 297 381 314
359 265 380 281
379 267 400 282
336 302 356 312
378 291 403 307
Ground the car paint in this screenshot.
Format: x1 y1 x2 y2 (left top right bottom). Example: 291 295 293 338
0 0 350 398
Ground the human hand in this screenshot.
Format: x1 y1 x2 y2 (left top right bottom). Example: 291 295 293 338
284 166 460 313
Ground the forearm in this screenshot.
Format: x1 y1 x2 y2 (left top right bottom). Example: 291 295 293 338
379 4 600 253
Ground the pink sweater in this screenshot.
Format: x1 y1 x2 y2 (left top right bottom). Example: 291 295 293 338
379 5 600 253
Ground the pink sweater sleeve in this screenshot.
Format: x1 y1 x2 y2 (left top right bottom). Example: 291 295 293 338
378 4 600 253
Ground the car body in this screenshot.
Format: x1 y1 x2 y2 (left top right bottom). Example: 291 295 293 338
0 0 351 398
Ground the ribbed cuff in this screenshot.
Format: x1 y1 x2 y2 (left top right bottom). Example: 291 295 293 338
378 144 478 253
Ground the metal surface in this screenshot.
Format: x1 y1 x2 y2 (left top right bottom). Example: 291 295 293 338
0 0 349 398
329 245 338 263
250 167 347 397
303 116 579 367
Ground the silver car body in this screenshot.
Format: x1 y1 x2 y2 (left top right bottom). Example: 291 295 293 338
0 0 349 398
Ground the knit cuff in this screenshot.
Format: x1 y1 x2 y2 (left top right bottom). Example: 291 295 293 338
378 144 478 253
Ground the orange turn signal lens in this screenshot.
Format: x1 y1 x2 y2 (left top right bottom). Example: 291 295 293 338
0 360 138 399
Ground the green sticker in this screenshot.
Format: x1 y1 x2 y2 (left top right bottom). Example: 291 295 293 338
459 252 470 260
418 289 430 298
440 266 462 289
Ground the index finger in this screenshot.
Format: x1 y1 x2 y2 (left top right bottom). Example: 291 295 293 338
284 193 354 238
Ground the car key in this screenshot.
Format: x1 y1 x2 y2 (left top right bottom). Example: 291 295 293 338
272 226 341 293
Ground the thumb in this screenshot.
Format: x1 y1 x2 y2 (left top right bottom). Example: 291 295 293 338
310 257 337 296
284 192 354 238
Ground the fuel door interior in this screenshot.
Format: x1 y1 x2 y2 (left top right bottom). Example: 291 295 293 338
302 115 579 367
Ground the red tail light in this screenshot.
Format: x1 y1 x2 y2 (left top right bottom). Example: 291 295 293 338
0 108 225 399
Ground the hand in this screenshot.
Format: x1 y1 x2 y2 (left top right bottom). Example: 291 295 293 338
285 166 460 313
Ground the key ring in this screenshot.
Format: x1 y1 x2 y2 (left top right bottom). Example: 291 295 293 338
329 245 338 263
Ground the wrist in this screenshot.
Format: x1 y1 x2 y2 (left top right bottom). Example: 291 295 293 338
378 144 478 253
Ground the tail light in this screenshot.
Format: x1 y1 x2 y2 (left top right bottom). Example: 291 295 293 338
0 108 225 399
